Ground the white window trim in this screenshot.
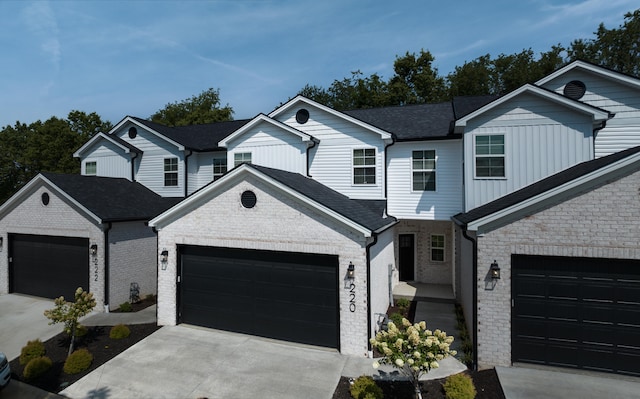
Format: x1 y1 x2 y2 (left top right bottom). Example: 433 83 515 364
233 152 252 167
84 160 97 176
351 147 377 186
411 149 437 192
164 157 179 187
473 133 507 180
213 155 227 180
430 234 445 262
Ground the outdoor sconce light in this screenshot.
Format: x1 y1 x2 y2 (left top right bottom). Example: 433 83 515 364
0 236 3 252
347 262 355 279
490 260 501 280
90 244 98 257
161 249 169 270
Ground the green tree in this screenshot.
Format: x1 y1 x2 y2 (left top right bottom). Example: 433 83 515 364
150 88 234 126
370 318 456 399
0 110 109 203
388 50 447 104
44 287 96 357
568 9 640 76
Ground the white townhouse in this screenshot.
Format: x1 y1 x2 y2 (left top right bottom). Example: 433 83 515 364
2 61 640 373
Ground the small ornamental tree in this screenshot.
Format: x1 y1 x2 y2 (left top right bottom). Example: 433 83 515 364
370 318 456 399
44 287 96 357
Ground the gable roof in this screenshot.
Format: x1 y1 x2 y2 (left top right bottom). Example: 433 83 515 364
150 163 396 237
131 117 250 151
536 60 640 90
452 145 640 233
344 96 497 141
0 173 182 224
218 114 318 148
269 96 394 142
73 132 142 158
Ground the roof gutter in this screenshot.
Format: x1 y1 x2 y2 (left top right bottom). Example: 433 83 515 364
131 152 139 182
306 139 318 177
454 218 478 371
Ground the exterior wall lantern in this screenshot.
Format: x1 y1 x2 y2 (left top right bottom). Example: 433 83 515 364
347 262 355 279
0 236 3 252
160 249 169 270
490 260 501 280
90 244 98 257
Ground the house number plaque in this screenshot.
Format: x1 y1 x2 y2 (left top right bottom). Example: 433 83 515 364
349 282 356 312
93 257 99 282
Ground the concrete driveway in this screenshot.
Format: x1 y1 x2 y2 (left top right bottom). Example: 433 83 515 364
0 294 62 361
61 325 349 399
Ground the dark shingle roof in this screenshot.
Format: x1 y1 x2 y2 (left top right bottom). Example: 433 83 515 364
453 145 640 225
130 117 250 151
41 173 183 222
247 164 396 232
344 96 499 141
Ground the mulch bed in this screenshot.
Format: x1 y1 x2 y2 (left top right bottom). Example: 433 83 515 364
110 295 156 313
9 323 160 393
332 368 505 398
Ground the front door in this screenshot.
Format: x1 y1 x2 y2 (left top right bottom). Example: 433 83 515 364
398 234 414 281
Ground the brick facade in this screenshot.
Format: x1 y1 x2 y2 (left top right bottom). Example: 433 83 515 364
475 168 640 369
156 175 373 356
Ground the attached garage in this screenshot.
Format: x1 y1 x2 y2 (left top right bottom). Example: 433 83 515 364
178 245 339 348
512 254 640 376
9 233 89 300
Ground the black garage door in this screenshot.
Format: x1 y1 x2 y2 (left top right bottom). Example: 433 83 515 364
512 254 640 376
179 246 339 348
9 234 90 300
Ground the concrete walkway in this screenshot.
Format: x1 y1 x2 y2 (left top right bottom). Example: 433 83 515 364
496 366 640 399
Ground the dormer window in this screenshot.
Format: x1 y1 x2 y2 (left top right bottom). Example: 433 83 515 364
85 161 97 176
164 157 178 186
353 148 376 185
234 152 252 167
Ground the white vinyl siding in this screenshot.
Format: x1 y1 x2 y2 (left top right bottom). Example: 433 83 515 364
277 107 386 199
352 148 376 185
540 69 640 158
387 140 462 220
114 123 184 197
84 161 97 175
463 93 594 211
412 150 436 191
77 140 131 180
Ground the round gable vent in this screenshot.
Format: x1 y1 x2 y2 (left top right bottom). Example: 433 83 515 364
128 126 137 139
41 192 50 206
295 108 310 124
563 80 586 100
241 190 257 208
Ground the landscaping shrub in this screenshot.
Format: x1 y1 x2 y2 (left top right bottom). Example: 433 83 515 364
349 375 383 399
109 324 131 339
396 298 410 309
63 348 93 374
389 311 404 327
19 339 46 365
23 356 52 380
75 324 88 337
443 373 477 399
118 301 133 312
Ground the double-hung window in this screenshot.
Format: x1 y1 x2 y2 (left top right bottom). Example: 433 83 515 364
475 134 505 178
431 234 445 262
164 157 178 186
213 156 227 180
234 152 252 167
412 150 436 191
85 161 97 176
353 148 376 185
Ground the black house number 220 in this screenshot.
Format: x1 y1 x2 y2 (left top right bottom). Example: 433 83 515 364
349 282 356 312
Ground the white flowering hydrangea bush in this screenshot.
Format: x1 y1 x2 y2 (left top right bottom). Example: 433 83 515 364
370 318 456 398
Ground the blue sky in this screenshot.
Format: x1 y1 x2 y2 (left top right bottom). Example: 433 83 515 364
0 0 636 128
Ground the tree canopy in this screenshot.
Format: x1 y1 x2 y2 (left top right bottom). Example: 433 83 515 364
299 9 640 110
0 111 111 203
150 88 234 126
